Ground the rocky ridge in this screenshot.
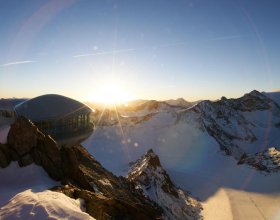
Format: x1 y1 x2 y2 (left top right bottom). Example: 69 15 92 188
178 90 280 162
238 147 280 172
0 117 162 219
128 149 202 220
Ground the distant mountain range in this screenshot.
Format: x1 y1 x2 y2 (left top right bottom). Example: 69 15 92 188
85 90 280 173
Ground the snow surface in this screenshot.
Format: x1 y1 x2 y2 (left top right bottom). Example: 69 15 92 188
265 92 280 105
238 110 280 154
0 162 95 220
83 108 280 219
0 190 94 220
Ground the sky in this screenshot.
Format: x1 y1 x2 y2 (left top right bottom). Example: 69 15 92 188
0 0 280 102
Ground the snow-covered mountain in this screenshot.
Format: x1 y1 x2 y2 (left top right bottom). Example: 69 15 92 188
189 90 280 159
128 149 202 220
1 90 280 219
264 91 280 105
82 89 280 219
164 98 195 108
87 90 280 172
91 99 193 122
120 100 185 117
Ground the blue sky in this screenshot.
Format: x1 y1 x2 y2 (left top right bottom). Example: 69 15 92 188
0 0 279 101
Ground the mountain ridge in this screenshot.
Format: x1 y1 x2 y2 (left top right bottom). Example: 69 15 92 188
87 89 280 173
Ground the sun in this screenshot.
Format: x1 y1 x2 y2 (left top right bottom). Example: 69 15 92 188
89 80 133 104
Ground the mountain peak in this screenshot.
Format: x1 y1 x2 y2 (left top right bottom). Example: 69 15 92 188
176 97 186 101
246 89 267 99
165 97 192 108
128 150 202 219
145 149 161 168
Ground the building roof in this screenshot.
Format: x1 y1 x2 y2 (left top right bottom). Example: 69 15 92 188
14 94 92 121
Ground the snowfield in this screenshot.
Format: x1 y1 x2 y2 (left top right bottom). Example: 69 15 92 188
0 162 95 220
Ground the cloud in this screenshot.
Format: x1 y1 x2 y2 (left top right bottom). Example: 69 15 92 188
1 60 35 67
73 48 135 58
209 35 247 41
73 35 246 59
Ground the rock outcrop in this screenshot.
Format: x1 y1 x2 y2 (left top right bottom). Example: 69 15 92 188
128 149 202 220
192 90 280 159
238 147 280 172
0 117 162 219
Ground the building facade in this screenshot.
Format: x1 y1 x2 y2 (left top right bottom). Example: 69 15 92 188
13 94 94 146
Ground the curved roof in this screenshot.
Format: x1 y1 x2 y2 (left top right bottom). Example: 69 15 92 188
14 94 92 121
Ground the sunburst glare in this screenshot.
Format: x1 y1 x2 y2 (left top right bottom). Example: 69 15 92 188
89 80 134 105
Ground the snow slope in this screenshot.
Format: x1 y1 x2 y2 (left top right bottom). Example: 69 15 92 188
0 162 95 220
264 92 280 105
0 190 94 220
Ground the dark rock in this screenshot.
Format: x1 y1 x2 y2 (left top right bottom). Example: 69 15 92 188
238 147 280 172
8 147 20 161
237 153 247 165
221 96 227 101
52 184 161 220
18 153 33 167
5 116 62 179
145 149 161 168
0 143 11 168
229 90 276 112
31 145 62 181
7 116 38 156
57 145 163 218
60 145 94 190
34 135 63 180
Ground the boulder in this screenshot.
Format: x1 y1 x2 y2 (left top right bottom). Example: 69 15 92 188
18 153 33 167
7 116 38 156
